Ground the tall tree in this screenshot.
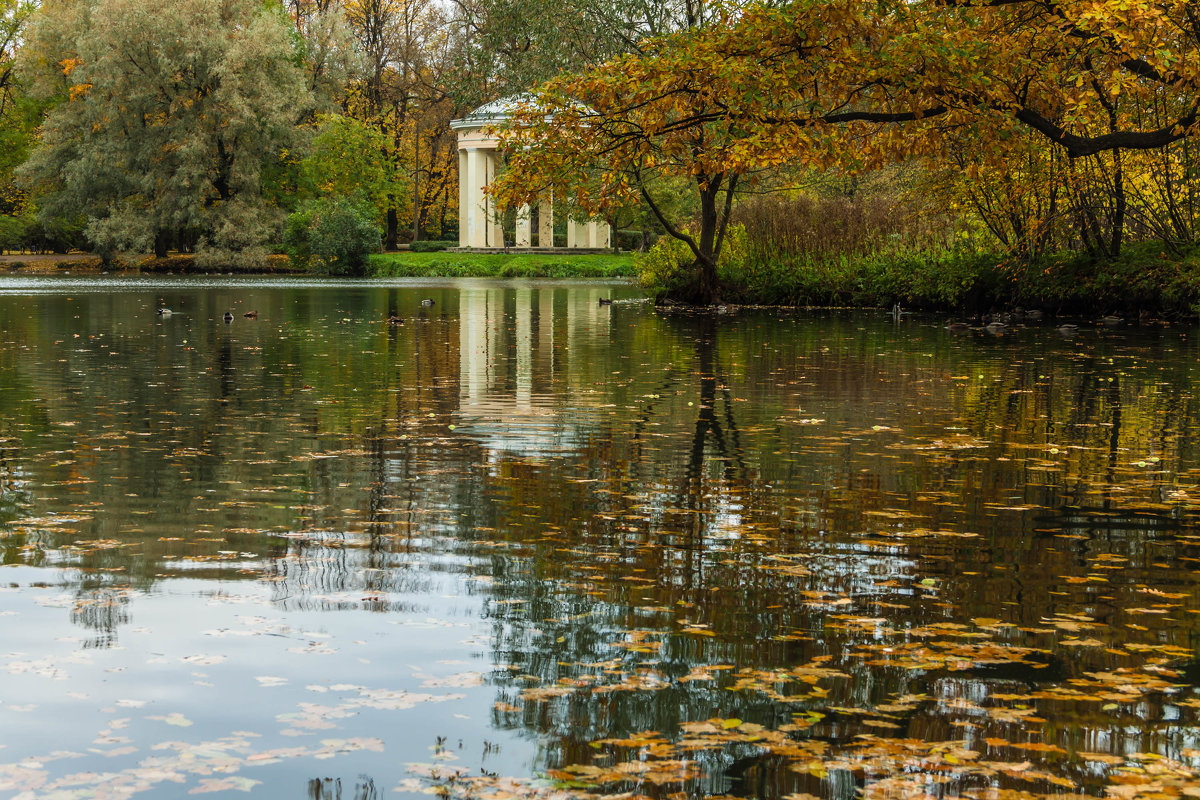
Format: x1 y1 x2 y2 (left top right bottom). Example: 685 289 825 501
0 0 33 118
495 0 1200 301
19 0 314 263
0 0 36 215
343 0 450 246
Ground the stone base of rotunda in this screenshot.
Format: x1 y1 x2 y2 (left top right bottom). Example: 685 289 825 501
448 247 617 254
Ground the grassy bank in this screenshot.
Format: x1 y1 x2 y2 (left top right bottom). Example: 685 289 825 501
368 251 636 279
710 242 1200 315
631 226 1200 314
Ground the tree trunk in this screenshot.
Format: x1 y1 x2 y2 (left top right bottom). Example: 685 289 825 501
1110 147 1125 257
385 207 399 250
154 230 169 259
413 135 422 243
691 184 721 305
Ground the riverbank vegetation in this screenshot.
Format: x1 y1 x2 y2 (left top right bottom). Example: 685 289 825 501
1 0 1199 310
368 251 634 278
649 187 1200 314
493 0 1200 305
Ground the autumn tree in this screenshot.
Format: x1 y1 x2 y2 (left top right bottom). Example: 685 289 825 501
340 0 456 246
19 0 316 264
0 0 30 117
493 0 1200 302
451 0 739 103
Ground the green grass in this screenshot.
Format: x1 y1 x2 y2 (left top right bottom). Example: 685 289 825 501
368 250 636 279
710 241 1200 314
633 225 1200 312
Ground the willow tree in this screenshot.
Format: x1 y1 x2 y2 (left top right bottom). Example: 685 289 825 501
1 0 35 215
20 0 313 264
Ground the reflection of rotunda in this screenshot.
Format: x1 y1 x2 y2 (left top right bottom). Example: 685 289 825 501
454 284 613 457
450 96 611 251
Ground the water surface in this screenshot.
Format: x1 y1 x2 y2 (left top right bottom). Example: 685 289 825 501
1 276 1199 799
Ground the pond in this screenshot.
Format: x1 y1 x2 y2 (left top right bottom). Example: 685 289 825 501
1 276 1198 800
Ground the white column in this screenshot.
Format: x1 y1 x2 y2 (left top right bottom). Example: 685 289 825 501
466 148 488 248
566 218 588 249
458 149 468 248
586 220 610 249
537 195 553 248
515 204 532 248
486 152 504 248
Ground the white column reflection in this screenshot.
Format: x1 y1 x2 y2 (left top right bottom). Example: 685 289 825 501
455 284 616 457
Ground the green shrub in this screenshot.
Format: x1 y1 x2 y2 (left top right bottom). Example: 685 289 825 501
408 239 457 252
284 195 380 275
283 207 314 267
0 216 26 253
637 225 750 298
635 234 694 296
616 228 649 252
368 251 636 278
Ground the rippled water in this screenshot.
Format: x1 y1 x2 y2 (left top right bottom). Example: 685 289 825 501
1 276 1199 800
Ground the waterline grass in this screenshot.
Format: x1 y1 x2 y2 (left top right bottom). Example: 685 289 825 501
715 242 1200 315
368 251 636 279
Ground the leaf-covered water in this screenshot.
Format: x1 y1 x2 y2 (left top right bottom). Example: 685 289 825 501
1 276 1198 800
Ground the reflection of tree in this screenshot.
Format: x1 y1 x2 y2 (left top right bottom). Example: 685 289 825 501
683 314 747 494
70 585 131 648
307 776 378 800
465 317 1200 796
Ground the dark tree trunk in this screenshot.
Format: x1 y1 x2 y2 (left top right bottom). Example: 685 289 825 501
640 164 738 306
385 207 399 251
1110 147 1125 257
690 184 721 305
154 230 169 259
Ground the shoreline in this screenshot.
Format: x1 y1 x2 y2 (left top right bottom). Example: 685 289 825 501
0 253 306 275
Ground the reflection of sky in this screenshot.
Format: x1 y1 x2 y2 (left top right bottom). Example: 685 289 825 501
0 557 540 797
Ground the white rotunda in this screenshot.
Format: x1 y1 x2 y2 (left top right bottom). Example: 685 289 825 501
449 96 611 251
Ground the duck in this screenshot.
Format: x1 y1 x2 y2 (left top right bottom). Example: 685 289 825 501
1056 323 1080 334
243 310 258 319
156 307 173 316
598 297 613 306
387 315 404 325
944 321 971 332
223 311 234 323
419 298 435 307
984 320 1008 333
1099 315 1123 326
1024 309 1044 321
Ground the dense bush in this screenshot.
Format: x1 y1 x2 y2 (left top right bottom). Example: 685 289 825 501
0 216 26 253
408 239 457 252
636 225 748 298
638 198 1200 314
615 228 651 252
284 195 380 275
0 212 105 255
